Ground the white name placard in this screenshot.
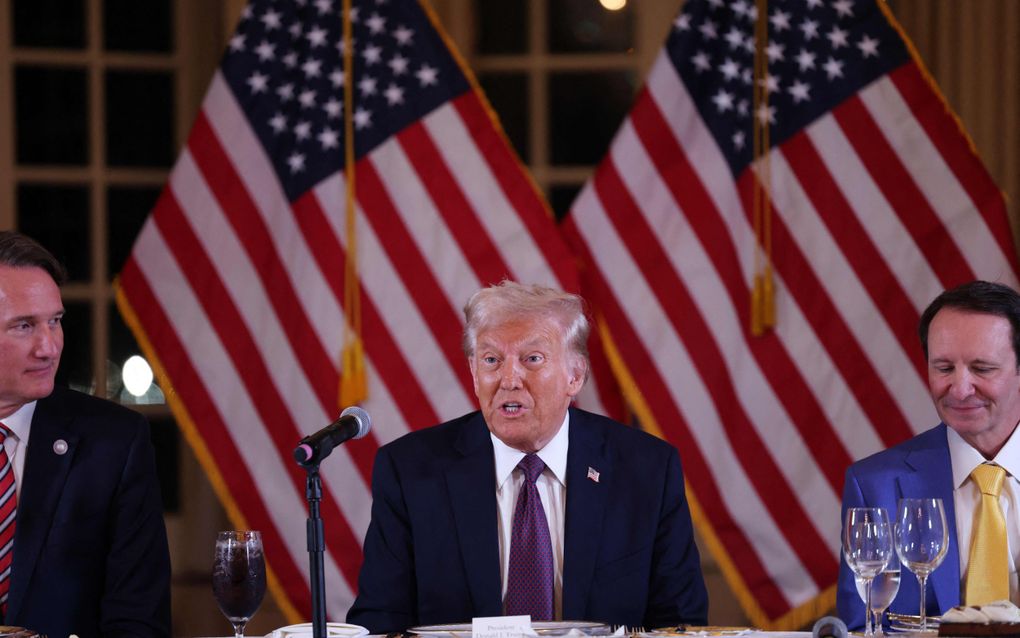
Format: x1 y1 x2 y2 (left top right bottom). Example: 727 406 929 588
472 615 532 638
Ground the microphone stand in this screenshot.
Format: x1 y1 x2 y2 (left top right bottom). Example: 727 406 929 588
303 463 327 638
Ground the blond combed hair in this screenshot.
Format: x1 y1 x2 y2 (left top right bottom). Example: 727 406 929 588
462 280 590 381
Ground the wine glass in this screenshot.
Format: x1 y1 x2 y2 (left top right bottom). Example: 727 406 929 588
856 553 901 635
895 498 949 633
213 530 267 638
844 507 894 637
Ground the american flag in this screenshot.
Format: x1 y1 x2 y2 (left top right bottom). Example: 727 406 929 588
115 0 621 620
563 0 1019 629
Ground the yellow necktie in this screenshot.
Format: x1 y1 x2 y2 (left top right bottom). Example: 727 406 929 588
966 463 1009 605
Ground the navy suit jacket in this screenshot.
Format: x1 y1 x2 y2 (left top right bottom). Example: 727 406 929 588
5 387 172 638
347 407 708 633
837 424 960 630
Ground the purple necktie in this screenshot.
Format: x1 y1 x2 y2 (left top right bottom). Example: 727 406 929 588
505 454 554 620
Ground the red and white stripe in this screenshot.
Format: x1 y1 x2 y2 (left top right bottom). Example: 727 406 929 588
563 50 1019 624
0 426 15 614
119 68 621 618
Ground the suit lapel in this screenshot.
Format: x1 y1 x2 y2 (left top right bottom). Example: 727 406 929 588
444 414 502 617
898 425 960 613
7 391 80 621
562 409 611 620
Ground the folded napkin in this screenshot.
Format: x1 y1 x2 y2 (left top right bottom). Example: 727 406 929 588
941 601 1020 623
269 622 370 638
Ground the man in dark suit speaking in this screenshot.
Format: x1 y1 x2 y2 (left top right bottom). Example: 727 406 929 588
348 281 707 633
0 231 171 637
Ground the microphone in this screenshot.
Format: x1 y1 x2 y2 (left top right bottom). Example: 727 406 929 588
812 617 848 638
294 406 371 466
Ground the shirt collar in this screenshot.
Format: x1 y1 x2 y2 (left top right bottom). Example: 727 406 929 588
492 411 570 490
0 400 36 444
948 421 1020 488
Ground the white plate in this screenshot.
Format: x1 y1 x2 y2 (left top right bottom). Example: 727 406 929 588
267 622 370 638
410 621 609 636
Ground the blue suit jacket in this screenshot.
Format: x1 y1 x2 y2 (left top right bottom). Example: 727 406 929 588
347 407 708 633
837 424 960 630
5 387 172 638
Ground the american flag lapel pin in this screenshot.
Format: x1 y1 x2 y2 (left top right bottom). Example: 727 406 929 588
587 467 600 483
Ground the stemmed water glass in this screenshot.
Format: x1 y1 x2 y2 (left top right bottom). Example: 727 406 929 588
856 553 901 635
213 530 267 638
895 498 949 633
844 507 895 637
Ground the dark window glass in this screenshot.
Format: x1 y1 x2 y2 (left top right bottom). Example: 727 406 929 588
12 0 86 48
104 0 172 52
148 415 180 512
476 1 527 54
105 71 175 167
478 73 529 162
548 0 634 53
108 186 161 278
15 66 89 165
108 302 166 405
16 184 91 282
549 71 635 165
55 301 93 394
548 185 582 222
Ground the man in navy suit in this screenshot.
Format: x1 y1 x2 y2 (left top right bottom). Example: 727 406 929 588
838 281 1020 629
0 231 171 637
348 281 707 633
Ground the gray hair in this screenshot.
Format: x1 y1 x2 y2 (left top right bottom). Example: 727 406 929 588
0 231 67 284
462 281 590 377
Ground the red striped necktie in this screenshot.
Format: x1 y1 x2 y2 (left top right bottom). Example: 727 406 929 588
0 424 16 617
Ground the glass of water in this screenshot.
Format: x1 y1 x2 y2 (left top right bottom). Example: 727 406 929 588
844 507 894 637
856 554 901 634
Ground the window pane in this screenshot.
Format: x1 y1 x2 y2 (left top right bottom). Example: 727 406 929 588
12 0 86 49
548 185 582 222
548 0 634 53
104 0 172 52
105 71 175 167
478 73 529 163
108 186 160 278
15 66 89 165
16 184 91 282
148 415 180 513
55 302 93 394
109 302 166 406
476 0 527 55
549 71 635 165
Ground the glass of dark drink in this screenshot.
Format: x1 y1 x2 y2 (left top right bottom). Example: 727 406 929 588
213 530 267 638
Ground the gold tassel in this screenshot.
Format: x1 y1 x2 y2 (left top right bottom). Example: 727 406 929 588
339 336 367 408
751 273 764 336
338 0 367 408
749 0 776 337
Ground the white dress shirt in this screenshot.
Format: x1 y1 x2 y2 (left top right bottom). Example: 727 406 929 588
493 411 569 620
948 424 1020 605
0 401 35 500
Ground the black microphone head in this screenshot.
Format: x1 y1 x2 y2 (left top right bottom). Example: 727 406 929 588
812 616 848 638
340 405 371 439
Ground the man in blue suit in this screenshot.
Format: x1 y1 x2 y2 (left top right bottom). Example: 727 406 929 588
838 281 1020 629
0 231 170 637
348 281 707 633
